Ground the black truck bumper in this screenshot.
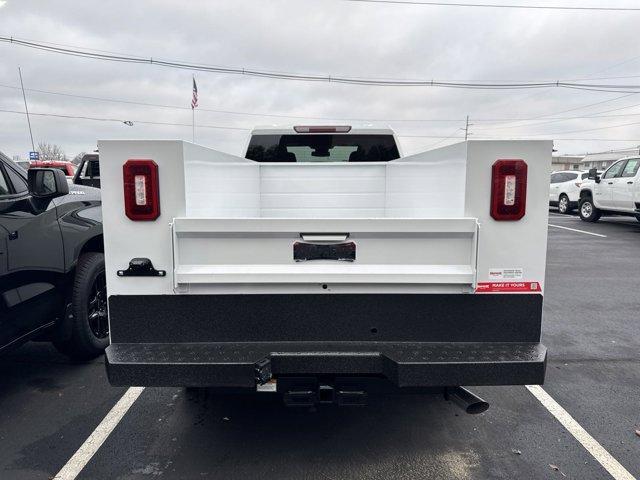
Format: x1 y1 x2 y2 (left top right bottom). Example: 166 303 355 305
106 341 546 388
106 293 546 389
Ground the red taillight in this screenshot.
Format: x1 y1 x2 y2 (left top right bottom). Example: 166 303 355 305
123 160 160 221
293 125 352 133
490 159 527 221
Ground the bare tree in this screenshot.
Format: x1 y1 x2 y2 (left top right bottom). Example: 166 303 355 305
37 142 68 162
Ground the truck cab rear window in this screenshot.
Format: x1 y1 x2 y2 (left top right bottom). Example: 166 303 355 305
245 134 400 163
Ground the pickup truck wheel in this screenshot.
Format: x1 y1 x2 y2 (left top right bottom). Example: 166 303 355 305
54 252 109 360
558 194 570 214
579 197 601 222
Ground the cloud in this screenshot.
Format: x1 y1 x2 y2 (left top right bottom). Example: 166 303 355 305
1 0 639 160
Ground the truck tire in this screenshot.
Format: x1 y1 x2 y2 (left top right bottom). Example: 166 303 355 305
636 214 640 223
579 196 601 223
558 194 571 214
54 252 109 359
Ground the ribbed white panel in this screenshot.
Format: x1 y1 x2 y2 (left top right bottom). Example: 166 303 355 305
183 143 260 218
183 152 465 219
259 164 387 218
386 143 467 217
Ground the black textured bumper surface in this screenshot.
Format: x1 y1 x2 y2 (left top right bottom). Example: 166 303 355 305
106 341 546 388
108 294 543 343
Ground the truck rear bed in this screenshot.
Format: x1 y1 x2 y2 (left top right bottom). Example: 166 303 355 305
99 137 550 392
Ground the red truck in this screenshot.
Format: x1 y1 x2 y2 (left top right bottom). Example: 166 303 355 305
29 161 77 179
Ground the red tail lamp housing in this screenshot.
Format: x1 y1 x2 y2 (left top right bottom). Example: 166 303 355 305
123 160 160 221
490 159 527 221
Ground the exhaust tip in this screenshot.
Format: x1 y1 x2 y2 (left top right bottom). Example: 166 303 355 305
465 400 490 415
445 386 490 415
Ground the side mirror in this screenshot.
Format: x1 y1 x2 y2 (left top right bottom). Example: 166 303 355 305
28 168 69 199
588 168 600 183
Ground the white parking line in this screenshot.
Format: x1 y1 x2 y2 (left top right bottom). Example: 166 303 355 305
526 385 636 480
549 224 607 238
53 387 145 480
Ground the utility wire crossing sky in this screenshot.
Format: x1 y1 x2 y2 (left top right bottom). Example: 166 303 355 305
341 0 640 12
1 36 640 92
1 0 639 158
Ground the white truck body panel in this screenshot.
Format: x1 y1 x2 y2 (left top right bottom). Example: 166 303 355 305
173 217 477 289
99 139 551 297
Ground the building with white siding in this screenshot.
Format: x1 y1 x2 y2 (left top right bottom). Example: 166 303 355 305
580 147 640 171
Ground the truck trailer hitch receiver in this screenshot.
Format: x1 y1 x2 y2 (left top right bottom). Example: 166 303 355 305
445 386 490 415
254 358 272 385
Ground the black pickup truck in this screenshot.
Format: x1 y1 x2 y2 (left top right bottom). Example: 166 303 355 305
0 153 107 358
73 153 100 189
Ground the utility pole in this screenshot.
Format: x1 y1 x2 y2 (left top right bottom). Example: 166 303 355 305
18 67 35 153
464 115 470 141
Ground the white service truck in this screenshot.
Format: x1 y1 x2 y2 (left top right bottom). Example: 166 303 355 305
99 126 550 412
578 157 640 223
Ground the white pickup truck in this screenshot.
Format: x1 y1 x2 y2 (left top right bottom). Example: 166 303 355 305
578 157 640 223
99 126 550 411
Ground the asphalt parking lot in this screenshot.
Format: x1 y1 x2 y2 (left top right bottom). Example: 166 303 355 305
1 213 639 480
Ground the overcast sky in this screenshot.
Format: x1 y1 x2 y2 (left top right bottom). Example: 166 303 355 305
1 0 639 160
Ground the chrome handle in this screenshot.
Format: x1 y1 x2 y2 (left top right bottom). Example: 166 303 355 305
300 233 349 243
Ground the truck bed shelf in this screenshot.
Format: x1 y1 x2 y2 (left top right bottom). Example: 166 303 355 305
174 264 475 284
106 341 546 388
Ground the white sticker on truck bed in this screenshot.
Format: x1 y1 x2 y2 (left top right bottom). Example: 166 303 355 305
488 268 523 280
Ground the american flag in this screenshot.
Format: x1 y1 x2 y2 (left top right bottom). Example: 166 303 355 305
191 77 198 109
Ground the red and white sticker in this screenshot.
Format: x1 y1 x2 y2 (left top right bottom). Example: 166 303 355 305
476 281 541 293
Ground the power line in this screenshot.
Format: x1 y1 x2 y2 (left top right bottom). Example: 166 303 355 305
519 120 640 136
402 134 640 143
2 82 640 124
0 83 463 122
587 54 640 77
474 101 640 130
342 0 640 11
560 85 640 95
406 119 640 138
0 108 249 131
473 93 638 130
1 36 639 92
573 145 640 156
421 126 466 148
400 134 640 142
476 50 640 127
2 107 637 144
